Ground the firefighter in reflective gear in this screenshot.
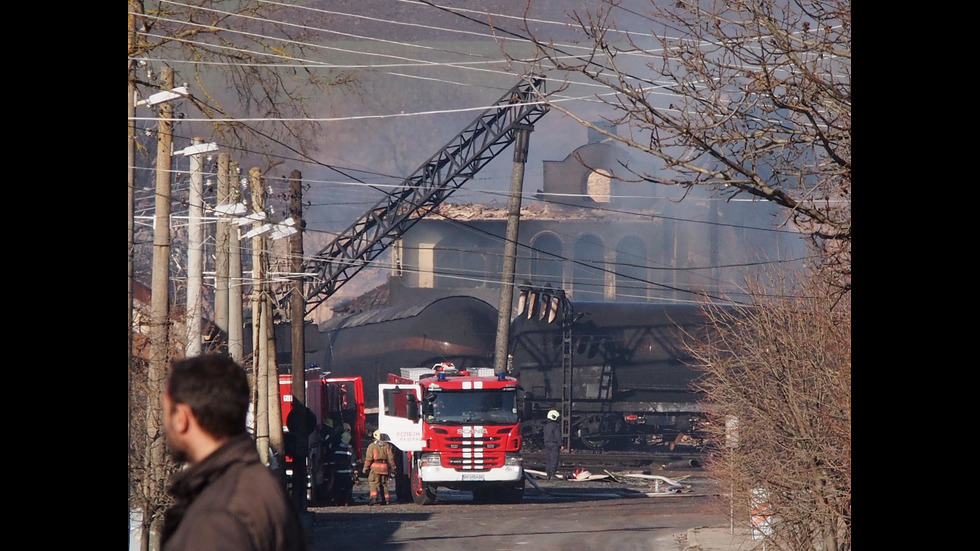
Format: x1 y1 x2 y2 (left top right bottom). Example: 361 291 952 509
320 415 345 454
328 430 356 506
363 430 397 505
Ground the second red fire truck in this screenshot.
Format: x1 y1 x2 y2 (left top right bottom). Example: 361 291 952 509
279 368 366 504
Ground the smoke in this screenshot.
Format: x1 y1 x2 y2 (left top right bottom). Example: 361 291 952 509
132 1 810 310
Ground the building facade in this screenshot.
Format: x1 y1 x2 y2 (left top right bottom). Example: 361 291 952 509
378 127 797 312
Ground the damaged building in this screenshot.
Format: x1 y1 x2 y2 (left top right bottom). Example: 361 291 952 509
366 123 793 311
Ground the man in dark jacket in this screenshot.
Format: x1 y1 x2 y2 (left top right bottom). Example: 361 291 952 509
543 409 564 480
161 354 309 551
285 398 316 454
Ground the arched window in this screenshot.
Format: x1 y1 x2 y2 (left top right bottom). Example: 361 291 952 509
586 169 612 203
572 233 605 300
433 233 491 289
615 236 648 301
529 233 563 287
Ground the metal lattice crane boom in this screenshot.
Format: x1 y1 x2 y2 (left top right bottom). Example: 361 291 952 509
301 76 549 315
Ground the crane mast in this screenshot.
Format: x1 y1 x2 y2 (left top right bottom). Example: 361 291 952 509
300 76 549 315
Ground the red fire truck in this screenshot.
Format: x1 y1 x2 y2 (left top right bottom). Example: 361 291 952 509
279 369 365 503
378 362 525 505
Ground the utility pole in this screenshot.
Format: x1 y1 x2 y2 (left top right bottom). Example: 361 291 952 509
494 123 533 374
185 137 205 356
127 5 138 536
229 162 244 362
265 275 284 466
180 139 218 356
214 153 231 354
146 66 174 551
250 167 270 464
288 169 309 510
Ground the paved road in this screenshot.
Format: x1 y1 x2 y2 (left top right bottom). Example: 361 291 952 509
305 471 730 551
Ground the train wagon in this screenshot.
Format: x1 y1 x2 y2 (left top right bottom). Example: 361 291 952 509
317 295 498 411
313 295 732 452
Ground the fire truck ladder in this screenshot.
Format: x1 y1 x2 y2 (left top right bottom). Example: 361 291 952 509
301 76 549 314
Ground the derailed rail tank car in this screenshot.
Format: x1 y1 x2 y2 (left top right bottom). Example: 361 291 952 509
510 301 732 452
318 296 497 410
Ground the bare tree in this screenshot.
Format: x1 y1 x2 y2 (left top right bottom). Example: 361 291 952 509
128 303 182 551
128 3 356 549
501 4 851 548
691 272 851 551
129 0 355 159
507 0 851 291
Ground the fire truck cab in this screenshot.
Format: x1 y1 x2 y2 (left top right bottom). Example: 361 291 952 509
379 363 524 505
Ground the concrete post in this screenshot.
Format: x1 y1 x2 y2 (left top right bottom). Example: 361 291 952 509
228 163 244 362
214 153 230 354
250 167 270 464
186 137 204 356
493 123 533 374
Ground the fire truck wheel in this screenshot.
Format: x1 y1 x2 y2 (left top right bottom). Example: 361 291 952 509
410 460 437 505
501 480 525 504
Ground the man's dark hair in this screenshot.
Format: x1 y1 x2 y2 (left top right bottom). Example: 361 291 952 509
167 354 250 439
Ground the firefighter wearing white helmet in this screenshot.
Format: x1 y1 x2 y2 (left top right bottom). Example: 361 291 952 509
543 410 563 480
363 430 397 505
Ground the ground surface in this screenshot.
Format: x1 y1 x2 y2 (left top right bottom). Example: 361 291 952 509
304 467 726 551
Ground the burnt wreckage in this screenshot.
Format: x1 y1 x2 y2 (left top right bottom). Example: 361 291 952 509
306 295 729 452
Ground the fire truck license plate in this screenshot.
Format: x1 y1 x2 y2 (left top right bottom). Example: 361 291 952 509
462 474 484 481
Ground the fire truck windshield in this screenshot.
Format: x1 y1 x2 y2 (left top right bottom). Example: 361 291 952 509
427 389 518 425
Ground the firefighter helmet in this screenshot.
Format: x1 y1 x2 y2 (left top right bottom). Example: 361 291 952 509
547 410 560 421
373 429 381 441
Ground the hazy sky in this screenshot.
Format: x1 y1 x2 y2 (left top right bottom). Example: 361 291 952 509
132 1 811 309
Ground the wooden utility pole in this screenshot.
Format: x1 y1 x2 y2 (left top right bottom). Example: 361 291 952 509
288 170 309 509
146 66 174 551
127 4 137 535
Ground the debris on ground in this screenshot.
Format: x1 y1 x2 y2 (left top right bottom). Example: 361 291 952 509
524 468 610 481
568 469 610 481
611 473 692 493
524 468 564 479
602 469 624 483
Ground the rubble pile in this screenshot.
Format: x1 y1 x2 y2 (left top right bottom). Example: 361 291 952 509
428 201 598 221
